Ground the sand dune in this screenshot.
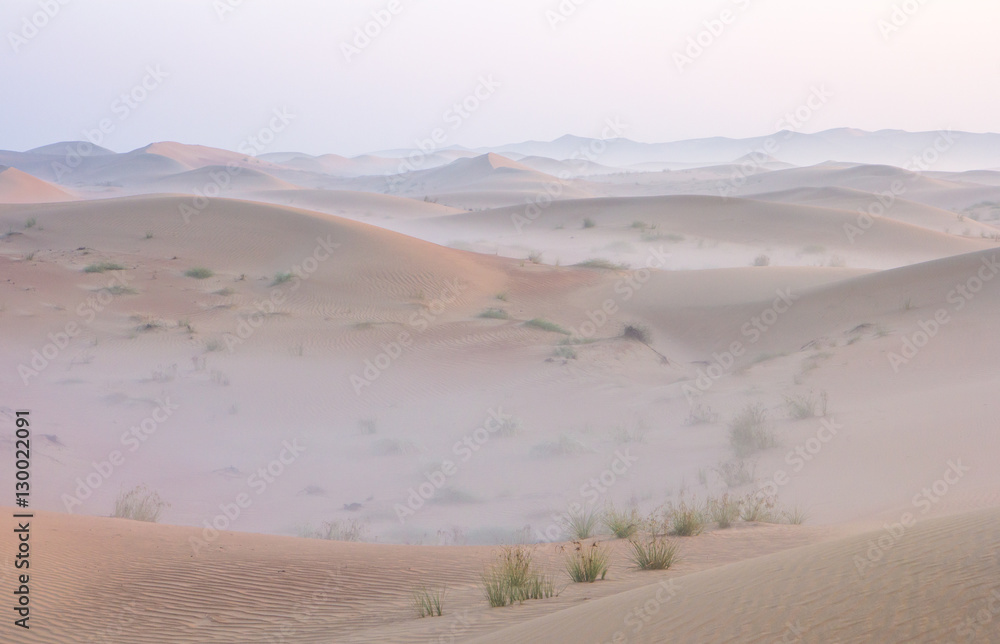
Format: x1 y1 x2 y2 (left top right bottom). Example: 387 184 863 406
471 508 1000 643
146 166 305 193
0 167 74 203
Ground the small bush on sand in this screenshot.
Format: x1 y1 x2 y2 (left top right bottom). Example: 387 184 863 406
563 507 601 539
565 541 610 582
185 267 214 279
753 254 771 267
482 546 554 607
414 588 445 617
603 504 641 539
666 498 706 536
784 391 828 419
707 494 741 529
525 318 570 335
740 493 780 523
582 217 596 228
113 485 168 522
715 458 756 488
479 308 509 320
622 323 651 344
728 403 776 457
84 262 125 273
628 537 679 570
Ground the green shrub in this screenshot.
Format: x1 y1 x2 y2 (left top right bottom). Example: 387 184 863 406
525 318 570 335
628 537 679 570
728 403 776 457
565 541 610 582
113 485 167 522
603 504 641 539
84 262 125 273
482 546 554 607
185 267 214 279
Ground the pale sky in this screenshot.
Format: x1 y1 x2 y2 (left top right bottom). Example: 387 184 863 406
2 0 997 156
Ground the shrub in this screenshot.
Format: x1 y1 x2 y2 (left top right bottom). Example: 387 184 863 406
479 308 509 320
525 318 570 335
686 403 718 425
84 262 125 273
667 499 705 536
728 403 776 457
753 254 771 267
740 493 779 523
185 267 214 279
414 588 444 618
575 258 627 270
482 546 554 607
527 251 543 264
604 504 641 539
563 507 601 539
628 537 679 570
582 218 596 228
24 217 36 229
553 346 577 360
565 541 610 582
622 324 651 344
784 506 808 525
784 391 828 419
271 272 294 286
113 485 167 522
707 494 740 528
715 459 756 488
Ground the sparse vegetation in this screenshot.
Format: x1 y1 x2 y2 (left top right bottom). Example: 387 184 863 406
303 519 371 542
25 217 37 229
414 588 445 618
784 391 828 419
622 323 651 344
575 258 627 270
728 403 776 457
84 262 126 273
185 267 214 279
527 251 543 264
25 251 35 261
271 272 294 286
482 546 555 607
358 418 378 435
612 422 646 444
563 507 601 539
479 308 509 320
495 291 508 301
582 217 596 228
707 494 741 528
113 485 167 522
103 285 137 296
565 541 610 582
715 458 756 488
740 493 780 523
553 345 577 360
604 504 641 539
627 536 679 570
753 254 771 267
666 498 706 536
525 318 570 335
144 231 154 239
686 403 718 425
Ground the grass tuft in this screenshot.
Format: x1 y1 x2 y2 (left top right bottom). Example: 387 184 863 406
482 546 554 607
728 403 776 457
525 318 570 335
603 504 641 539
784 391 828 419
113 485 168 522
564 541 610 582
563 507 601 539
185 267 214 279
627 536 679 570
84 262 125 273
478 308 509 320
413 588 444 618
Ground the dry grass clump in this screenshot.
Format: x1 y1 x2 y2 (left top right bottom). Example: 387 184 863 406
113 485 168 522
564 541 610 582
603 504 641 539
482 546 555 607
729 403 776 457
627 536 679 570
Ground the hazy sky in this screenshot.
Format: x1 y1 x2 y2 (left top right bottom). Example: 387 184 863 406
3 0 997 156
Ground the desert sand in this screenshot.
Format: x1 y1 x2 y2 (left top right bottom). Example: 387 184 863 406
2 132 1000 642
